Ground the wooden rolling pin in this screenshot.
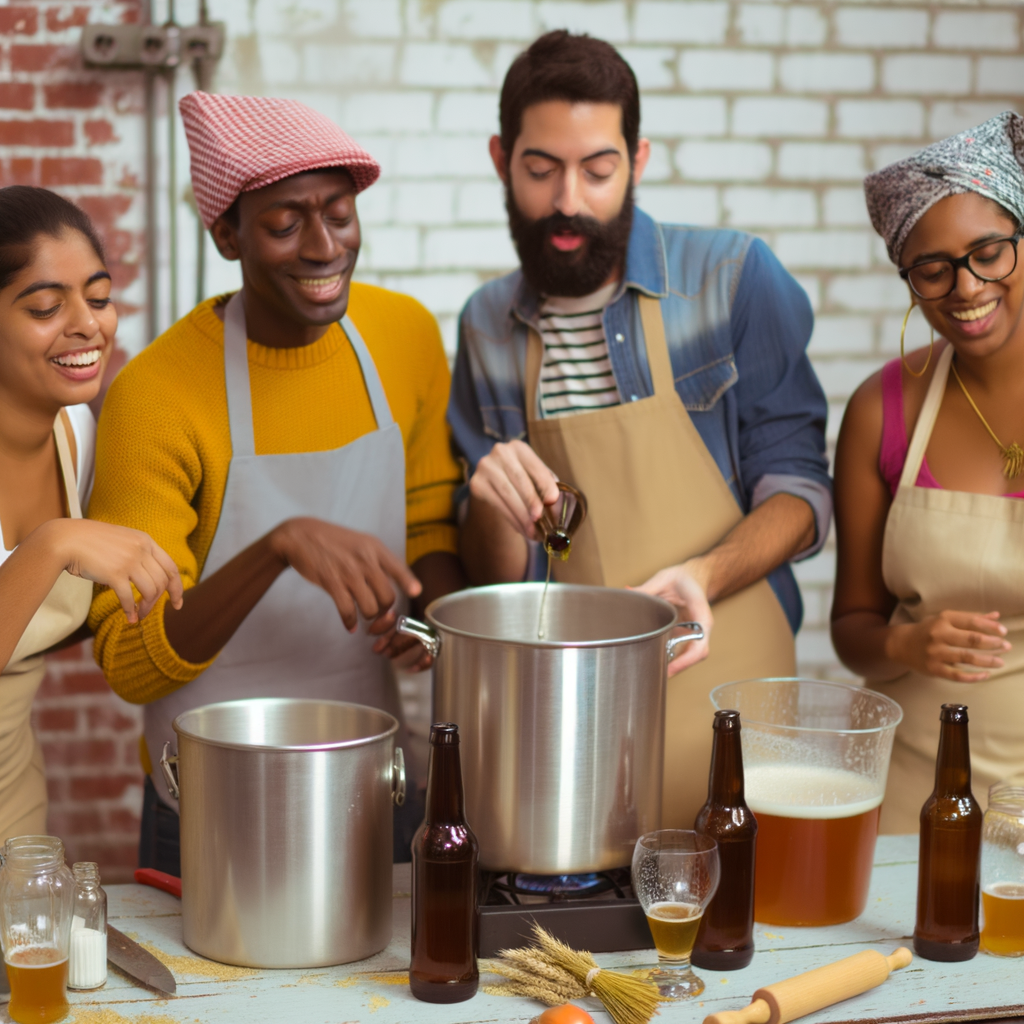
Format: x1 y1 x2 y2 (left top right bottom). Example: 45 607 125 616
703 947 913 1024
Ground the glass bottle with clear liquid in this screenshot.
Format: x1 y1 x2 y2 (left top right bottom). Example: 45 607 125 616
68 863 106 990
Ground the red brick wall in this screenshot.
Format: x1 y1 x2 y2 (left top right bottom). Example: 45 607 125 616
33 644 143 883
2 1 146 882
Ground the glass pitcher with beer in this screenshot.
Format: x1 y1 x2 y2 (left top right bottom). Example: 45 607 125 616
711 678 902 927
0 836 76 1023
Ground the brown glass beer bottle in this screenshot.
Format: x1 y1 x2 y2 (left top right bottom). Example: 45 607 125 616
914 703 982 962
692 709 756 970
410 723 479 1002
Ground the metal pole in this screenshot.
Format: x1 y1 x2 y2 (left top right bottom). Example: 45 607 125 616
167 65 178 323
166 0 179 323
144 3 159 345
194 0 210 306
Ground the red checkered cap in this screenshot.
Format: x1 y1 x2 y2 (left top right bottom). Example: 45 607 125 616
179 91 381 227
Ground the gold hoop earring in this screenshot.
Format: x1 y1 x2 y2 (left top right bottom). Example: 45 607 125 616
900 302 934 378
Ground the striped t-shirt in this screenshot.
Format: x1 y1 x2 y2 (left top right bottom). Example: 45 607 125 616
538 282 622 417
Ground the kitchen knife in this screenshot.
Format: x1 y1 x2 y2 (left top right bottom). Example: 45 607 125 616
106 923 176 995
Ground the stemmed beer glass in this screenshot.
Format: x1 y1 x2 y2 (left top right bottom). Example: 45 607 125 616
632 830 720 999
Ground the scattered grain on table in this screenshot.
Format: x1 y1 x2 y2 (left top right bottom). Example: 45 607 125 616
364 972 410 986
368 994 389 1012
139 941 259 981
69 1010 180 1024
334 976 359 988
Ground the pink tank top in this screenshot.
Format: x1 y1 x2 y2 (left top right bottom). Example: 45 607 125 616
880 357 1024 498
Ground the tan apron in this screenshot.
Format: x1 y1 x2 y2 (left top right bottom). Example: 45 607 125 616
874 343 1024 833
0 414 92 842
526 295 796 828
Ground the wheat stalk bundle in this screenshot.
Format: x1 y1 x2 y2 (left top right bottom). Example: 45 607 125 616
482 923 662 1024
480 953 586 1005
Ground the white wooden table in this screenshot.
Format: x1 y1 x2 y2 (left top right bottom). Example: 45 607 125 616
15 835 1022 1024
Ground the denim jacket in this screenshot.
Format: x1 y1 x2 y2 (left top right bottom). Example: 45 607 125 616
448 208 831 632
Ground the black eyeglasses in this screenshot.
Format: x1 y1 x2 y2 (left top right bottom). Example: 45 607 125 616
900 234 1021 299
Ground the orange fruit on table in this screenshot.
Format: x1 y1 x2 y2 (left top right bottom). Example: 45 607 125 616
533 1004 596 1024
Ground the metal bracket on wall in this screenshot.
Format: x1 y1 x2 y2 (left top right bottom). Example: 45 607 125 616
81 22 224 68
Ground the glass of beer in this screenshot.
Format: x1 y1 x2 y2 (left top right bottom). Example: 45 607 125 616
0 836 75 1023
632 830 719 999
981 783 1024 957
712 678 902 927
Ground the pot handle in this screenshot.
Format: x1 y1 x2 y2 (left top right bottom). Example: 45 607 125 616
666 622 705 661
396 615 441 658
160 742 180 801
392 746 406 807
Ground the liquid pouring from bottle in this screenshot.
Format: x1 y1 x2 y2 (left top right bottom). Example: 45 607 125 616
536 482 587 639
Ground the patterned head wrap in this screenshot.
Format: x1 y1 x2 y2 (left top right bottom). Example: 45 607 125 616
864 111 1024 265
179 92 380 228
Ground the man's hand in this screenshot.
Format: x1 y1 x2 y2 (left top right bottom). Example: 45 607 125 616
885 610 1009 683
270 518 422 633
636 563 713 676
468 439 561 542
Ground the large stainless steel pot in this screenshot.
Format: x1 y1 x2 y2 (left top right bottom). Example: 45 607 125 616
161 698 405 968
398 583 702 874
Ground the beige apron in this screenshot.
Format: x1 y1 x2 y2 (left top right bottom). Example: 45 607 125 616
874 343 1024 833
0 414 92 841
526 295 796 828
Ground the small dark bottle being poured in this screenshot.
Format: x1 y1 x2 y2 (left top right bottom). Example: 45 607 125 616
410 723 479 1003
914 703 983 962
692 709 756 970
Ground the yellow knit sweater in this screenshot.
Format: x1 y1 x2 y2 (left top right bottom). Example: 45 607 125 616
88 284 461 705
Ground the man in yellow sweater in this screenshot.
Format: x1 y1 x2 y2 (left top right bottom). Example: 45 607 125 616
87 93 464 871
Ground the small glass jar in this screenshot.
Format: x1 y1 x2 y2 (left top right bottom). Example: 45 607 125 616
68 863 106 990
0 835 75 1023
980 782 1024 957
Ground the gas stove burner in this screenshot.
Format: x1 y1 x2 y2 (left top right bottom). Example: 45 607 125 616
477 866 649 956
480 866 632 906
516 873 602 895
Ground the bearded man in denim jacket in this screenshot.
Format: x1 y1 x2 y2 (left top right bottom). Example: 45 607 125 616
448 31 831 826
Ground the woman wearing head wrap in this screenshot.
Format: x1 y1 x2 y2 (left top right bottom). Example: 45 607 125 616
832 111 1024 833
0 186 181 841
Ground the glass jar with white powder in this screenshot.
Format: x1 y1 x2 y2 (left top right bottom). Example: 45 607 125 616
68 862 106 989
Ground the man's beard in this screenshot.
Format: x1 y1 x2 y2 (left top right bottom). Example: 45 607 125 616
506 183 634 298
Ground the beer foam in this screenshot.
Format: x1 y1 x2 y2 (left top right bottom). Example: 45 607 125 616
985 882 1024 899
745 764 882 819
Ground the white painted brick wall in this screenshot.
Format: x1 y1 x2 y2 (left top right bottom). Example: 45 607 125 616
187 0 1023 683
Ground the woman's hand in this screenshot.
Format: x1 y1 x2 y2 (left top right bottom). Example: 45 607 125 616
886 610 1010 682
634 563 713 676
45 519 183 624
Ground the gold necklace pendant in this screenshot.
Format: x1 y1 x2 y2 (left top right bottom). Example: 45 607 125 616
950 360 1024 480
1003 442 1024 480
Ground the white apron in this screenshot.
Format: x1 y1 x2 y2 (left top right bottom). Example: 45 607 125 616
1 413 92 841
873 343 1024 832
145 292 408 808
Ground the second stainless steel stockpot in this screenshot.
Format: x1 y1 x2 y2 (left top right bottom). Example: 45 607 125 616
398 583 702 874
162 698 405 968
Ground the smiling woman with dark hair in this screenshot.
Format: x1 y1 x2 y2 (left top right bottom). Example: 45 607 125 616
833 112 1024 832
0 185 181 841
